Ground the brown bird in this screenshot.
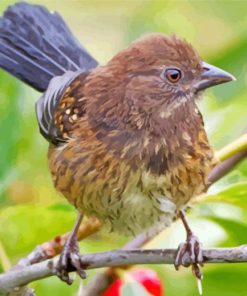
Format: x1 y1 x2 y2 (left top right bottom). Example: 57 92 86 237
0 2 235 285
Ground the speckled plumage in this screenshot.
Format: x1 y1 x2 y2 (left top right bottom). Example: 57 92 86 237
48 34 217 235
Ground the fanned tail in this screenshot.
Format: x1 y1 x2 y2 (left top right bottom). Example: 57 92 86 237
0 2 98 92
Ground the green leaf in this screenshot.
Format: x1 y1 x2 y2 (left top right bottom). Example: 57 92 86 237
0 204 77 258
201 216 247 245
204 182 247 208
48 202 75 212
121 282 150 296
0 239 11 271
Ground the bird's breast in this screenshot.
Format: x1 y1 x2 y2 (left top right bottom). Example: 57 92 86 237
48 103 217 235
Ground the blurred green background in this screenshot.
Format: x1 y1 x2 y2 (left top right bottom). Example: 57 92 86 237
0 0 247 295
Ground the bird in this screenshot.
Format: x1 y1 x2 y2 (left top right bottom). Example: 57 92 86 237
0 2 235 285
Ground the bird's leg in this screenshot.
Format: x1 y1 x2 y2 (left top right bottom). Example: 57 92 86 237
54 212 87 285
174 210 203 280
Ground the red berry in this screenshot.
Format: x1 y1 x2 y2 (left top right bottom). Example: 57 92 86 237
102 278 123 296
131 268 163 296
102 268 163 296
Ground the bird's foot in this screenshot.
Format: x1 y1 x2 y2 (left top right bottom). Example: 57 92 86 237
174 232 203 270
175 210 204 294
174 233 203 294
53 238 87 285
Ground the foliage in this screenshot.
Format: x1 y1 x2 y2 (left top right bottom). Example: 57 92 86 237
0 0 247 295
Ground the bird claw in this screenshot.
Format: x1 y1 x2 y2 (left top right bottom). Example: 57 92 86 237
54 240 87 285
174 233 203 274
174 211 204 294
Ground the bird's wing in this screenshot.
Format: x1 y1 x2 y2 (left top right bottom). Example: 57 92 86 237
35 70 88 144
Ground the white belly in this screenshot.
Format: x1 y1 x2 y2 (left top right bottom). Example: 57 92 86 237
84 188 177 235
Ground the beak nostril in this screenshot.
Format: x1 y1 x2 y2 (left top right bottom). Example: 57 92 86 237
203 67 210 72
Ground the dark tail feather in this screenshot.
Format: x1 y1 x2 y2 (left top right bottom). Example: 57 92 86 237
0 2 98 92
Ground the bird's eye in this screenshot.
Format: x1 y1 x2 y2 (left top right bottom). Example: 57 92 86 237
162 68 182 83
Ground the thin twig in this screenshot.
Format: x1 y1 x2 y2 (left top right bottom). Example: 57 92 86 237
1 246 247 294
208 149 247 184
83 223 164 296
215 133 247 161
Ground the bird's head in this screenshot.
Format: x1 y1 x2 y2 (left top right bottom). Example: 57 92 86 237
107 33 235 118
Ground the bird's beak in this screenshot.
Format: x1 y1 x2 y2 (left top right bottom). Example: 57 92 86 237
194 61 236 93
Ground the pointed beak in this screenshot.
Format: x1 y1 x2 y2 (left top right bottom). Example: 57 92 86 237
194 61 236 93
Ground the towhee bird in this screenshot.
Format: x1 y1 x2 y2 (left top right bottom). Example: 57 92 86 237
0 2 235 286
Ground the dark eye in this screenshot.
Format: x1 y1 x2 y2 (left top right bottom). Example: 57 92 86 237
162 68 182 83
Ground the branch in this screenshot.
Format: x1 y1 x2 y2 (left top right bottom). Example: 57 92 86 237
1 246 247 294
82 223 164 296
208 149 247 184
13 217 101 269
7 218 101 296
215 133 247 162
